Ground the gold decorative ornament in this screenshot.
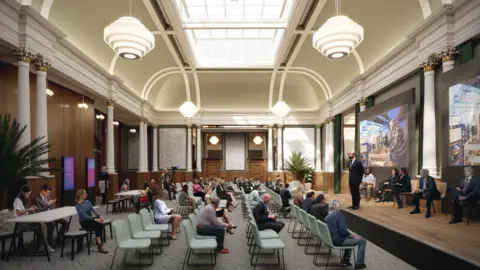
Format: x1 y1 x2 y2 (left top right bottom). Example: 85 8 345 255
33 54 51 72
420 57 438 72
359 98 368 107
106 99 115 107
436 47 458 63
13 48 33 63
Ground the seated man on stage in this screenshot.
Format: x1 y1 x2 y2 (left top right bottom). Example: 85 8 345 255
449 167 480 224
360 168 375 201
253 194 285 233
410 169 440 218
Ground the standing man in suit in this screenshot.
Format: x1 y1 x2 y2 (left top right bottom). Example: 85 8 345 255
162 168 175 201
449 167 480 224
99 166 109 204
410 168 440 218
34 185 69 246
253 194 285 233
348 152 364 210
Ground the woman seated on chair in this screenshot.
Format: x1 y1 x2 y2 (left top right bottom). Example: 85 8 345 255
178 184 198 209
205 194 237 234
192 179 206 201
120 179 130 192
13 185 55 252
75 189 108 254
376 168 399 203
152 186 181 240
293 186 305 207
247 185 262 207
392 167 412 209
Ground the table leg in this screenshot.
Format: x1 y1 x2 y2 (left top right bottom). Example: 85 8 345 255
38 223 51 262
6 223 18 261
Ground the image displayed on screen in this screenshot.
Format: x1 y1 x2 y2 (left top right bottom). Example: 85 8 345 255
87 158 95 187
360 105 408 167
63 156 74 190
448 75 480 166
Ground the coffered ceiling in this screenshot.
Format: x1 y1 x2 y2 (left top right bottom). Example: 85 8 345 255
24 0 434 113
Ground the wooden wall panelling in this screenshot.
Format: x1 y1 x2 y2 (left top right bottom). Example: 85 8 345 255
340 172 349 194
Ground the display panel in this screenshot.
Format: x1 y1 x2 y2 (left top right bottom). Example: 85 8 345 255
87 158 95 188
62 156 75 190
448 75 480 166
359 105 408 167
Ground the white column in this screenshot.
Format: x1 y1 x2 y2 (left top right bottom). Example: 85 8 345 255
144 123 148 171
315 125 322 172
17 56 31 148
187 126 192 171
443 60 454 73
152 126 158 171
276 125 283 171
324 121 334 172
360 100 367 112
106 101 115 173
422 67 438 177
196 127 202 171
267 126 274 172
138 121 146 172
34 58 50 174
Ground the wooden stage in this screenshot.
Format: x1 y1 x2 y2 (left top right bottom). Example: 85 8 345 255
326 194 480 269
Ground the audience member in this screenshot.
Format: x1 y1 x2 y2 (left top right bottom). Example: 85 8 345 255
33 184 68 246
120 179 130 192
75 189 108 253
162 168 176 200
215 181 234 211
205 197 237 234
275 174 283 188
279 183 291 208
197 197 232 254
248 185 262 207
150 179 159 190
392 167 412 209
360 168 375 201
221 178 238 205
293 186 304 207
376 168 399 202
302 190 316 213
449 167 480 224
265 178 273 189
253 194 285 233
193 179 206 201
178 184 197 209
152 186 181 239
193 167 199 180
310 193 329 221
410 169 440 218
325 200 366 269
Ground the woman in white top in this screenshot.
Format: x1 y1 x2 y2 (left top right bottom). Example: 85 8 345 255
13 185 55 252
152 186 181 239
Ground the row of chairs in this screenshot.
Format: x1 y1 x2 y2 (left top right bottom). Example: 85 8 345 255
289 203 359 269
264 187 290 218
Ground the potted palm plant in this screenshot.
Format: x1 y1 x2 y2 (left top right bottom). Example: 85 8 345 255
303 171 314 190
0 114 56 208
284 151 314 188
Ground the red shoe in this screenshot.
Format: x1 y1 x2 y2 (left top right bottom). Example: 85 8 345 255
218 248 229 254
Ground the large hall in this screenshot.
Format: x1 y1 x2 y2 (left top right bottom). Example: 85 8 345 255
0 0 479 270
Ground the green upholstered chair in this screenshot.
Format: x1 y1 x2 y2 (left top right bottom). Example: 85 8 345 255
248 220 286 270
315 220 358 269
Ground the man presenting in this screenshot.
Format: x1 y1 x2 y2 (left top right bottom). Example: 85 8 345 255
410 169 440 218
348 152 364 210
449 167 479 224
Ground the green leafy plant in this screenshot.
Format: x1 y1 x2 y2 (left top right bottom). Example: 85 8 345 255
303 172 313 183
0 114 56 202
284 151 313 181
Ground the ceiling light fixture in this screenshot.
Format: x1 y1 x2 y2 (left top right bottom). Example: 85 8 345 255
78 95 88 109
130 128 136 133
179 101 198 118
104 0 155 60
253 136 263 145
96 114 105 120
312 0 364 59
271 101 291 118
209 136 219 145
46 88 54 97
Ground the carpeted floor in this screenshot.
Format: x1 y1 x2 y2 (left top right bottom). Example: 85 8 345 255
0 198 416 270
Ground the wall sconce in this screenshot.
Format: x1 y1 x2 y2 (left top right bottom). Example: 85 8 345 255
96 114 105 120
46 88 54 97
130 128 136 133
78 95 88 109
113 121 119 126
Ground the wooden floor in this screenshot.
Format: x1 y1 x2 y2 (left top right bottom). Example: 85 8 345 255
327 194 480 266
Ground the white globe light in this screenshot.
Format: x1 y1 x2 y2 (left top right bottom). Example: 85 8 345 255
179 101 198 118
104 16 155 60
253 136 263 145
209 136 219 145
271 101 291 118
312 15 364 59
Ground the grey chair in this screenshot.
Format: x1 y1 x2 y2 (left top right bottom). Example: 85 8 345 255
188 213 216 240
316 220 358 269
249 220 286 270
194 208 201 219
128 214 162 255
139 209 169 247
110 220 152 270
181 219 217 270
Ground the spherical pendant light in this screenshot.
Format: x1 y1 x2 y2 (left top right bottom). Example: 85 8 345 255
104 16 155 60
179 101 198 118
312 15 364 59
271 101 291 118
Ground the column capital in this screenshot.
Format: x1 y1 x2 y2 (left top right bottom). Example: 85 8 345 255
436 47 458 63
106 98 115 107
13 48 33 63
359 97 368 107
267 124 274 129
420 57 438 72
315 124 321 129
33 54 51 72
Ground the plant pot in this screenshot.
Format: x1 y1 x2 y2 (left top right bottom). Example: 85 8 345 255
305 182 312 191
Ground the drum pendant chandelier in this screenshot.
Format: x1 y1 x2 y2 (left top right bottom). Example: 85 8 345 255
104 0 154 61
312 0 363 59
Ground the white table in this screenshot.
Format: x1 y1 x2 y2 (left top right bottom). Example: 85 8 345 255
114 190 144 197
6 206 98 262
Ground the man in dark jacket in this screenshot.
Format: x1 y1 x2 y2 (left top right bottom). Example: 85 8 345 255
310 193 329 222
410 168 440 218
253 194 285 233
449 167 480 224
279 183 291 208
348 152 364 210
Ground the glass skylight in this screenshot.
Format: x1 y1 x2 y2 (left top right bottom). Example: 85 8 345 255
175 0 294 68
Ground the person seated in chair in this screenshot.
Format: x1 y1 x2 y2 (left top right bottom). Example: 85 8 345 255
279 183 291 209
310 193 329 222
265 178 274 189
215 182 234 211
376 168 399 203
178 184 198 210
325 200 366 269
392 167 411 209
302 190 316 213
293 186 305 207
359 168 375 201
449 167 480 224
192 179 206 201
410 169 440 218
248 185 262 207
253 194 285 234
152 186 181 239
75 189 108 253
197 197 233 254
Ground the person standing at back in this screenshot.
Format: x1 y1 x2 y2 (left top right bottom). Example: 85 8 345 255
99 166 109 204
347 152 364 210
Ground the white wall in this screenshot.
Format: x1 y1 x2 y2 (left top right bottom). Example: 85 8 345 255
283 127 315 167
225 133 246 170
159 128 187 169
